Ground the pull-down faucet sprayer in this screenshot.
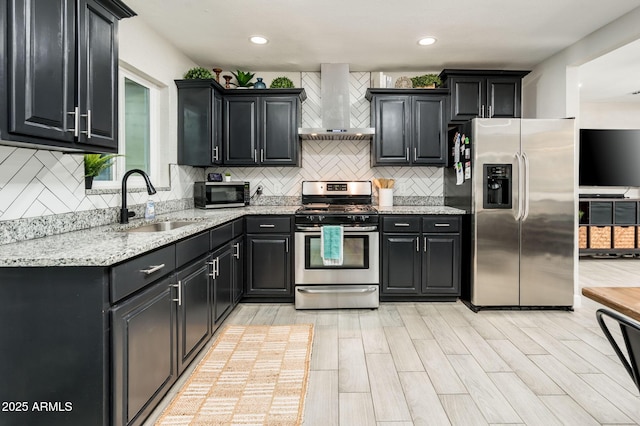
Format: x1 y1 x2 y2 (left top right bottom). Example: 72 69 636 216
120 169 156 224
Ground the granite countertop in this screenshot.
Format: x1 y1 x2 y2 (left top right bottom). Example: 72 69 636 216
0 205 466 267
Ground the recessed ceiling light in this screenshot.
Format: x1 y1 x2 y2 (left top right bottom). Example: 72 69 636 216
250 36 268 45
417 37 437 46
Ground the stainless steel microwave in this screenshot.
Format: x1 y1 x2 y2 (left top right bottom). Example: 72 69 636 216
194 181 250 209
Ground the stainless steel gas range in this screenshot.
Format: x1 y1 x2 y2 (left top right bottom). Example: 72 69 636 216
294 181 379 309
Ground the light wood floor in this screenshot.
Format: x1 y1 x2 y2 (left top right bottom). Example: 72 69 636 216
145 258 640 425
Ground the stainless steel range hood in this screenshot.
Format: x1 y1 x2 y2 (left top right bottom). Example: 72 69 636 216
298 64 375 141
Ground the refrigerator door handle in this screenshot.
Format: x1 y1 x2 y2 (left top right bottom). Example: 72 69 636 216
522 151 531 221
514 152 524 220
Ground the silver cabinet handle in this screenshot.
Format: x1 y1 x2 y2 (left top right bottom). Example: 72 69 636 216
414 147 417 161
285 237 289 253
81 110 91 138
405 147 409 161
434 223 451 227
208 258 219 277
233 243 240 259
481 105 485 118
254 149 258 163
213 146 219 161
140 264 165 275
172 281 182 305
394 223 410 227
424 237 427 252
488 105 493 118
259 224 275 228
260 149 264 163
297 287 377 294
67 106 79 137
416 236 419 252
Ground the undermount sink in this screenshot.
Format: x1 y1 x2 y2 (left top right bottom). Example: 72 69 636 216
121 221 198 233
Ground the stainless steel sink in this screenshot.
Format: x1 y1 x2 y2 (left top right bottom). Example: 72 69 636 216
122 221 198 233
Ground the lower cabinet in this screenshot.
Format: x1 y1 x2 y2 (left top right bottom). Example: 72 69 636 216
111 275 177 426
212 243 233 323
381 215 461 300
245 216 293 298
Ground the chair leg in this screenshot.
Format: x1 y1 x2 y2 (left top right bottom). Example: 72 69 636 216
596 309 635 382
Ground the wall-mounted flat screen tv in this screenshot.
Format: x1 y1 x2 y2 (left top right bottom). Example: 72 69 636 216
579 129 640 187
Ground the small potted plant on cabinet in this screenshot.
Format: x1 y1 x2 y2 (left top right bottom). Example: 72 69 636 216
231 70 255 88
183 67 214 79
269 76 295 88
84 154 122 189
410 74 442 88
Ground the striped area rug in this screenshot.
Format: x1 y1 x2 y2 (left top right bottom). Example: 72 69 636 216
156 324 314 426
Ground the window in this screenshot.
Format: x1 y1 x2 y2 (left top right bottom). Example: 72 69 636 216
94 68 159 185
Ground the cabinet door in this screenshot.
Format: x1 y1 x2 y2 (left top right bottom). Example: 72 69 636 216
212 244 234 324
372 96 411 165
449 77 484 121
261 97 299 165
8 0 76 143
422 234 460 295
381 234 421 294
486 77 521 118
412 95 447 165
177 85 216 166
246 234 291 296
112 276 177 426
77 0 118 150
232 237 245 304
224 96 258 165
213 91 223 164
175 255 211 375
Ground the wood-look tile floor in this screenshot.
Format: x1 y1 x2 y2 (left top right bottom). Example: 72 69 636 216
145 258 640 425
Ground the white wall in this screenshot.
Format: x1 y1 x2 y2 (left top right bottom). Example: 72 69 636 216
580 102 640 128
523 7 640 119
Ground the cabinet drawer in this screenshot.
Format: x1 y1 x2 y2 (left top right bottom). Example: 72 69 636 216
246 216 291 233
232 217 245 238
423 216 460 233
111 245 176 303
615 202 637 225
211 221 233 249
382 217 421 233
590 202 613 224
176 231 210 269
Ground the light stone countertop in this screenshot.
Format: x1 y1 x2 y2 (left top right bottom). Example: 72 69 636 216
0 205 466 267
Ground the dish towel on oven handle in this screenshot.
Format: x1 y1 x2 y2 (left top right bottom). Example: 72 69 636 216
321 225 343 266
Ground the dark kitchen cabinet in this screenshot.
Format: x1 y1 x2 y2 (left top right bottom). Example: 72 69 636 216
223 90 305 166
211 243 233 323
112 274 177 426
381 215 461 301
176 79 224 166
439 69 529 122
245 216 293 298
366 89 448 166
1 0 135 152
231 236 245 304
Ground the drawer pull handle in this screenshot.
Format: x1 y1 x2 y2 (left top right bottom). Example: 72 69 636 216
172 281 182 305
434 223 451 227
259 224 275 228
140 264 165 275
394 223 411 227
233 243 241 259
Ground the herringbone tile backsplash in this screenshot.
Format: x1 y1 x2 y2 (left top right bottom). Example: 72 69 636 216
0 72 442 223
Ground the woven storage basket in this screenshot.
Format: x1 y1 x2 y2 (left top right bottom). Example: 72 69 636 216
578 226 588 249
589 226 611 249
614 226 635 249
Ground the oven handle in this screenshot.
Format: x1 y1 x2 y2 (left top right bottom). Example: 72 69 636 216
295 225 378 232
296 287 378 294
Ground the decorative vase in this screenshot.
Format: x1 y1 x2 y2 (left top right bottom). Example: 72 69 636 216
223 75 232 89
254 77 266 89
225 175 231 182
85 176 94 190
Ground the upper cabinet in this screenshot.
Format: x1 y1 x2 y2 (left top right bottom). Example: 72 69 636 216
366 89 448 167
0 0 135 153
176 83 306 167
439 69 529 122
224 93 303 166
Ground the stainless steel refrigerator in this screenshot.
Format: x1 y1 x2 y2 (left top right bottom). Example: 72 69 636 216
447 118 576 309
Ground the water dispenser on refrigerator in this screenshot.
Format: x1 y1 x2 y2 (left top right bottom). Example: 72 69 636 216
483 164 512 209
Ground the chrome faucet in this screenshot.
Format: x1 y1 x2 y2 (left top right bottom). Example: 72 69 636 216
120 169 157 224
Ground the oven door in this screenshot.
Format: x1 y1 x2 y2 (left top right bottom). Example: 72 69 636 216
294 226 379 285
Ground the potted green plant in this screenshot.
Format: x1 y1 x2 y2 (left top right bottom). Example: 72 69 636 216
269 76 295 88
231 70 255 88
84 153 122 189
410 74 442 88
183 67 214 79
225 172 231 182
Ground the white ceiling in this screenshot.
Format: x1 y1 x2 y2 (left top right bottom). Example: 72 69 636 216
125 0 640 101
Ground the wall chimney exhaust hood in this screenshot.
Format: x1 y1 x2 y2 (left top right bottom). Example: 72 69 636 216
298 64 375 141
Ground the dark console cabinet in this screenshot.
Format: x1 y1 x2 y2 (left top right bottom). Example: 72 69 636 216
579 198 640 255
